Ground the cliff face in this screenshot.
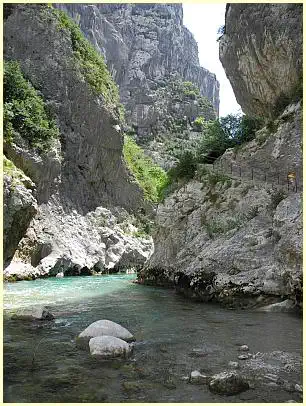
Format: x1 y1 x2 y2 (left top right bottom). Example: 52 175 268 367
55 3 220 140
219 4 302 119
4 5 144 213
4 5 153 275
142 4 303 309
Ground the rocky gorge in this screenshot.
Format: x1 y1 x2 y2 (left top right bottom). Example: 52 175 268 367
3 3 303 403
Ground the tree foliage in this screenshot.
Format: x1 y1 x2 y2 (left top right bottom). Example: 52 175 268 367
168 113 264 181
4 61 59 151
168 150 197 181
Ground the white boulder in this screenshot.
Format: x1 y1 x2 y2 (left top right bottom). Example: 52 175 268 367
77 319 135 349
89 336 132 359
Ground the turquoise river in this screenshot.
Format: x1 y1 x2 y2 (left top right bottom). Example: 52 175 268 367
4 274 302 402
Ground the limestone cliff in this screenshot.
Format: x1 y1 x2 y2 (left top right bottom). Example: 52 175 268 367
55 3 220 141
219 3 302 119
3 4 153 277
141 4 303 309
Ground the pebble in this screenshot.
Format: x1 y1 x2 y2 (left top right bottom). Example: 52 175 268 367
294 384 303 393
238 345 249 352
238 354 249 360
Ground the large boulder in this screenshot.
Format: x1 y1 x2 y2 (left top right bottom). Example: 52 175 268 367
11 305 54 321
77 320 135 349
89 336 132 359
208 371 249 396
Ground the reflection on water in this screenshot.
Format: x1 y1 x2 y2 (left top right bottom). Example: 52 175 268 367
4 275 302 402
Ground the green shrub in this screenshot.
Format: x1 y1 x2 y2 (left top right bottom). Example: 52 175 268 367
203 216 244 239
3 156 33 189
167 150 197 181
123 136 169 202
181 81 200 99
238 115 264 143
197 120 235 163
4 61 59 151
193 116 205 132
53 8 124 119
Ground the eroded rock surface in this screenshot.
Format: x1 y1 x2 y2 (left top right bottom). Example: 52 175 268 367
219 4 302 119
141 170 302 308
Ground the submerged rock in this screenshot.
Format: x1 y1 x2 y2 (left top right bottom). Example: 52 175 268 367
189 370 211 385
208 371 249 396
77 320 135 349
11 306 54 321
89 336 132 359
56 272 64 278
257 299 296 313
238 354 250 360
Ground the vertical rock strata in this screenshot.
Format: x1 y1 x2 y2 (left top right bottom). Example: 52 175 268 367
55 3 220 139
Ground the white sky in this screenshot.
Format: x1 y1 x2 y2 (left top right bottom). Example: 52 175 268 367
183 3 242 117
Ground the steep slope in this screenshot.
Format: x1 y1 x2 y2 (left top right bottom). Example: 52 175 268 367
141 4 302 309
55 4 219 141
4 4 153 277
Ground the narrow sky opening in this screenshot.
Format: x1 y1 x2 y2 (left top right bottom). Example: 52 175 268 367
183 4 242 118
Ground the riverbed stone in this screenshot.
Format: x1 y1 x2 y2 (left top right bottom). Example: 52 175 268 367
239 345 249 352
11 305 54 321
77 319 135 349
294 384 302 393
189 370 211 385
89 336 132 359
209 371 249 396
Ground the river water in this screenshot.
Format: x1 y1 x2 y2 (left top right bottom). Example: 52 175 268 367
4 274 302 402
